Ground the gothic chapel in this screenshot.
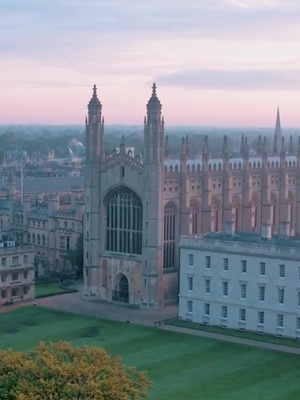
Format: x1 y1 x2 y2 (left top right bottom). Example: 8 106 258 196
84 84 299 308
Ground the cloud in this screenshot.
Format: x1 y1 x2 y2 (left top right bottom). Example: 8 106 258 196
156 68 300 91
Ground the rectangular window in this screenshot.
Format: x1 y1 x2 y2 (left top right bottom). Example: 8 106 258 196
297 317 300 330
241 283 247 299
205 256 211 269
223 258 229 271
188 254 194 266
259 286 265 301
241 260 247 273
12 272 19 281
298 291 300 307
240 308 246 322
1 257 6 267
187 300 193 313
278 288 284 304
12 256 19 266
279 264 285 278
1 289 6 299
258 311 264 325
1 273 6 282
59 236 65 250
277 314 283 328
223 281 228 296
204 303 210 316
23 286 29 295
205 279 210 294
23 255 28 264
11 288 19 297
221 305 228 319
23 271 28 280
188 276 193 291
66 237 70 250
260 262 266 276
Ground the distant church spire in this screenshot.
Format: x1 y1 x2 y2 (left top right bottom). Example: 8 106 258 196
257 135 262 155
164 135 170 159
288 135 294 155
273 106 282 154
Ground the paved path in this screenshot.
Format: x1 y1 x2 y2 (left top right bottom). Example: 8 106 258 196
2 282 300 356
160 324 300 356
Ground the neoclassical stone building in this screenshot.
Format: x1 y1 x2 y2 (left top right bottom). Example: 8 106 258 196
83 84 299 307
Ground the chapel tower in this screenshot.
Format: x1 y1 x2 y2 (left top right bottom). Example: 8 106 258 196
142 83 165 307
84 85 104 294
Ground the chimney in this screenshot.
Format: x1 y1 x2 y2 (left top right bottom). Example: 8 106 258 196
261 223 272 240
279 222 290 237
224 220 235 236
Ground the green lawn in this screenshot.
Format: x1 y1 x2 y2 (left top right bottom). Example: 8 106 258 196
1 307 300 400
35 282 75 298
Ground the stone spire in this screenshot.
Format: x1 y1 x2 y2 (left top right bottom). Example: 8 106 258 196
180 137 187 162
164 135 170 159
88 84 102 110
222 135 229 157
185 135 190 158
274 106 282 154
262 136 268 160
288 135 294 155
280 137 285 156
297 137 300 159
243 137 249 159
240 135 244 154
119 135 126 154
257 135 262 155
273 134 278 155
146 82 162 114
202 135 209 163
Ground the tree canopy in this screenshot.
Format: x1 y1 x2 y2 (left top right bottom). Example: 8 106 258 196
0 341 151 400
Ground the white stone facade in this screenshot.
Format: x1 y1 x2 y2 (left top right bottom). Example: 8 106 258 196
179 230 300 339
0 240 35 305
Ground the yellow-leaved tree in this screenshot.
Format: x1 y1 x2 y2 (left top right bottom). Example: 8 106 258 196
0 341 151 400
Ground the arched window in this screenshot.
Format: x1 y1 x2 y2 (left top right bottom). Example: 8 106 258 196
163 202 176 269
105 187 142 255
42 235 46 246
211 197 221 232
37 234 41 245
232 195 241 230
27 233 31 243
190 199 199 235
252 193 260 231
32 233 36 244
270 193 277 227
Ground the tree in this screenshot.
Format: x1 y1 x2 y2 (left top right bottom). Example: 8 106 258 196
66 233 83 277
0 341 151 400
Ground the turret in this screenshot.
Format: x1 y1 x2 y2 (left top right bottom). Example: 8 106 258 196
144 83 164 164
273 107 282 154
164 135 170 159
288 135 294 155
257 135 262 156
85 85 104 162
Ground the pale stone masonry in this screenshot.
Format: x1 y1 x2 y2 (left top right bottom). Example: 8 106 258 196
83 84 299 308
179 223 300 339
0 239 35 305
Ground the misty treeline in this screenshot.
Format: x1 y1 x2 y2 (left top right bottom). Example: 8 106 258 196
0 125 281 162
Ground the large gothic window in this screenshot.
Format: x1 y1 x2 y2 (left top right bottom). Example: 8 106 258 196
163 202 176 269
106 187 142 255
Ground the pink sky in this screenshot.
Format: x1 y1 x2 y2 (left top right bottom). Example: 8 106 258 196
1 1 300 127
